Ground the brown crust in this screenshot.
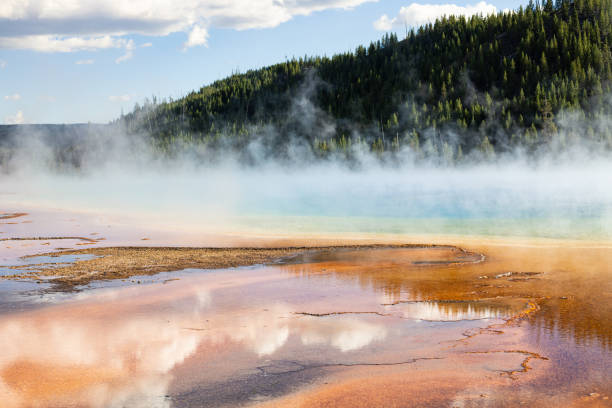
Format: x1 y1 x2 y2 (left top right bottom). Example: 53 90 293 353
5 244 483 286
0 212 28 220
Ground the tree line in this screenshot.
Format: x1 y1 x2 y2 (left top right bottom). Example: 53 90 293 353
118 0 612 163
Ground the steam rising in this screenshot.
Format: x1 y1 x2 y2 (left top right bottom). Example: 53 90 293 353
1 84 612 241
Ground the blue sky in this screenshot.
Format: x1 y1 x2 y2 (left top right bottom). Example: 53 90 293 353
0 0 525 124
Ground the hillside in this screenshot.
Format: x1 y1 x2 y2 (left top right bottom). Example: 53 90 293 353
120 0 612 161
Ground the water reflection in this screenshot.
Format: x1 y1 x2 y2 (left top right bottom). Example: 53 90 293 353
283 245 612 350
0 299 202 407
296 316 387 352
0 268 401 408
384 300 516 321
1 244 611 407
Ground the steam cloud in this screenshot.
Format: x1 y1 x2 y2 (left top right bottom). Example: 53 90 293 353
1 74 611 241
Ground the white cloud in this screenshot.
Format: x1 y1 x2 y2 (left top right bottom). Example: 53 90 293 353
109 94 132 102
0 0 377 53
0 35 128 53
373 1 498 30
4 93 21 101
4 110 25 124
373 14 393 30
0 60 6 68
141 42 153 48
115 39 134 63
115 51 132 63
184 25 209 49
76 59 94 64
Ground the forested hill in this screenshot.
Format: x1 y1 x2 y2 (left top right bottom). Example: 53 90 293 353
119 0 612 162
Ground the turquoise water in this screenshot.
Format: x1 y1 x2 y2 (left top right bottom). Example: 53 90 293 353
4 165 612 240
231 172 612 239
232 214 612 240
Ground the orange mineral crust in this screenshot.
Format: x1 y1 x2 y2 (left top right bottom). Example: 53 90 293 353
0 242 610 407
